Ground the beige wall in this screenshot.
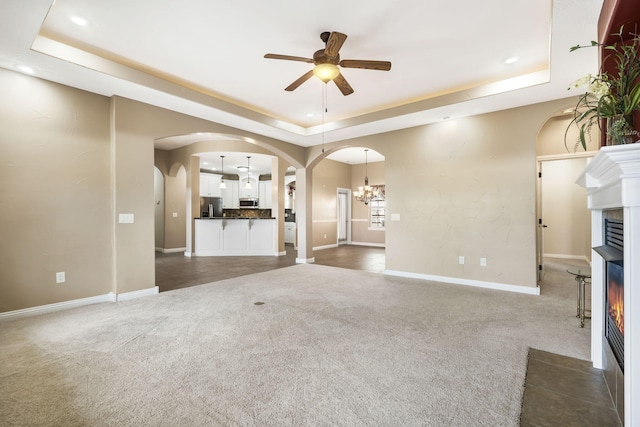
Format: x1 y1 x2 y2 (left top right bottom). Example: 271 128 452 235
154 167 165 248
317 98 576 289
351 161 385 245
1 67 586 312
0 69 112 311
164 166 187 249
311 158 352 247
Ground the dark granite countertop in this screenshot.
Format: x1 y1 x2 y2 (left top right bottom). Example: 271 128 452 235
195 217 276 220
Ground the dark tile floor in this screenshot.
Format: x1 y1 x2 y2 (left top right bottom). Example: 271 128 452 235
155 244 385 292
520 348 621 427
155 246 620 426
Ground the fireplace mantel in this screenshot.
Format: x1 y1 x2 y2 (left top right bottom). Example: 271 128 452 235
577 144 640 426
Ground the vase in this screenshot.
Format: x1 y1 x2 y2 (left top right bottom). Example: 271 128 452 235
606 114 638 145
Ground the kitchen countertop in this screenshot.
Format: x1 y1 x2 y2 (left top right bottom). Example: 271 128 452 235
195 217 276 220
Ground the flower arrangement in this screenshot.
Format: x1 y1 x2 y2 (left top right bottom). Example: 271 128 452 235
565 27 640 151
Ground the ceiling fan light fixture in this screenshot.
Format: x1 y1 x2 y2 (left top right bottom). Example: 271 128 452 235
313 63 340 82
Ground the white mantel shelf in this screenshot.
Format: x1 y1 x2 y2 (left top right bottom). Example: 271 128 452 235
577 144 640 426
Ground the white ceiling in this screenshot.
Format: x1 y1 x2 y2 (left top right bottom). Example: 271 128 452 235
0 0 602 175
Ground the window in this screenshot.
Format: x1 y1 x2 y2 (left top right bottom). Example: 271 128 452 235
369 198 385 230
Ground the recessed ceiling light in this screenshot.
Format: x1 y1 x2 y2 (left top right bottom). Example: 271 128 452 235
70 16 88 26
505 56 519 64
306 113 314 117
17 65 35 74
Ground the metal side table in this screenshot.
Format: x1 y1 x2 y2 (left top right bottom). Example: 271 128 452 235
567 267 591 328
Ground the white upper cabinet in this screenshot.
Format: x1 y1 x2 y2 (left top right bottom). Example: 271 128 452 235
239 177 258 199
259 180 272 209
221 180 239 208
200 173 222 197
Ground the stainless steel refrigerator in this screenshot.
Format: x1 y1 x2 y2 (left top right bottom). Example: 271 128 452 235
200 197 223 218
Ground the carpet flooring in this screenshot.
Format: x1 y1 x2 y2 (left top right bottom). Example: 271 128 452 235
0 261 589 426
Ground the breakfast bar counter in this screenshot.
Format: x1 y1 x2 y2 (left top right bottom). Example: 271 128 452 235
194 218 277 256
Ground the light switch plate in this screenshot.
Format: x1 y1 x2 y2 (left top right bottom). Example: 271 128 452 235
118 213 134 224
459 256 465 265
390 213 401 221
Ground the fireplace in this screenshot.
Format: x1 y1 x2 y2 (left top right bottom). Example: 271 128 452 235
577 144 640 426
598 218 625 372
606 259 624 371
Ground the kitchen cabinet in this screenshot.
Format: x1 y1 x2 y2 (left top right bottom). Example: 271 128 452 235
200 173 222 197
195 218 276 256
239 177 258 199
284 222 296 244
259 180 272 208
221 180 239 208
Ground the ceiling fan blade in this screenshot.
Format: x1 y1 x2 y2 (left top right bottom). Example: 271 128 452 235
264 54 314 63
285 70 315 91
339 59 392 71
333 73 354 96
324 32 348 57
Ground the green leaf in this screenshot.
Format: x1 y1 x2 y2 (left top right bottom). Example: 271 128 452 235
625 84 640 115
579 125 587 151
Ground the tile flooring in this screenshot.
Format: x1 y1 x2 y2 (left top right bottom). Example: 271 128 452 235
520 349 621 427
155 246 621 426
155 244 385 292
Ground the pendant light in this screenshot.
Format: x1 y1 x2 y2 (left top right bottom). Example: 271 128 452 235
219 155 227 189
245 156 252 189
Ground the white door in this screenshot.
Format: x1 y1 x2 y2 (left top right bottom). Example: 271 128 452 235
536 155 593 282
337 188 351 245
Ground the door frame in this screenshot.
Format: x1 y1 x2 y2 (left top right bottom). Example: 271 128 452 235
536 151 596 282
337 188 352 245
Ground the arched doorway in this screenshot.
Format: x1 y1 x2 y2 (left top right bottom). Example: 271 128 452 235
536 108 596 280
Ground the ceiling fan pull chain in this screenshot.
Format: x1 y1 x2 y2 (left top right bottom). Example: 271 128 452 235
322 84 327 153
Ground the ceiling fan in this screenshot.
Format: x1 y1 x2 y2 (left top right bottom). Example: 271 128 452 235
264 31 391 96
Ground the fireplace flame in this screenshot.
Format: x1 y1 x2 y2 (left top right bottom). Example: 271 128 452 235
608 279 624 335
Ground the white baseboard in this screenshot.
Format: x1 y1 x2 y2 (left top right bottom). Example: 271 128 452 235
0 293 115 322
0 286 160 322
313 243 339 251
193 250 279 256
296 257 316 264
277 250 287 256
350 241 386 248
115 286 159 301
544 253 590 263
384 270 540 295
156 247 187 253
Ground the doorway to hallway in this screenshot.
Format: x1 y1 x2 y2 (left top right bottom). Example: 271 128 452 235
337 188 351 245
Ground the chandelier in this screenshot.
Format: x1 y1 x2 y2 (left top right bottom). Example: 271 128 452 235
353 149 383 205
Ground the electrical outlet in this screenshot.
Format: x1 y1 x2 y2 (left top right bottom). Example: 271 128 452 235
172 212 178 218
458 256 465 265
56 272 65 283
324 233 327 239
480 258 487 267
